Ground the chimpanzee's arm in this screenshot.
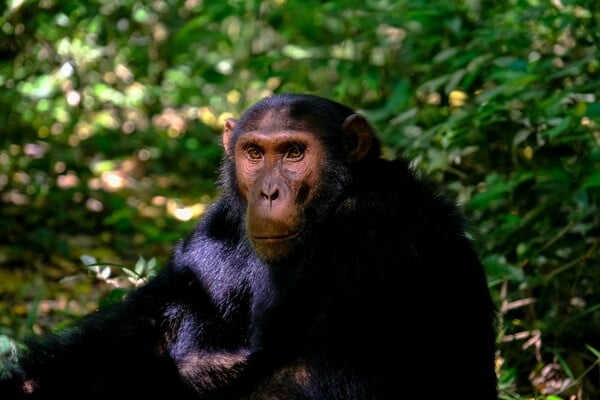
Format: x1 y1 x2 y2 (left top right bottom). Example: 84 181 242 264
0 266 228 400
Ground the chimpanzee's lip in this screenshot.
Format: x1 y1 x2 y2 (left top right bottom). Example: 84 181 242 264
252 231 300 241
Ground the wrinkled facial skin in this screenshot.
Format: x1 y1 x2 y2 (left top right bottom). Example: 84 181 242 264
233 129 326 262
223 109 374 263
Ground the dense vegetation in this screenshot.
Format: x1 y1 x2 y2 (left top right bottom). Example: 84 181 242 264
0 0 598 398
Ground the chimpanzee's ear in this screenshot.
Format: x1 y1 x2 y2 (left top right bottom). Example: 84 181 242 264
222 118 237 159
341 114 374 163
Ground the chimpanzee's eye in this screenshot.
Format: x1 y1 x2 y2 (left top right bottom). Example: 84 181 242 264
246 147 262 160
286 144 305 160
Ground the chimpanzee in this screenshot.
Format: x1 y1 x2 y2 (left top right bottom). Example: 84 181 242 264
0 93 498 399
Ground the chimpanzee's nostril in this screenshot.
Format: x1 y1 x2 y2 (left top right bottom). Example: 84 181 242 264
261 183 279 203
261 189 279 202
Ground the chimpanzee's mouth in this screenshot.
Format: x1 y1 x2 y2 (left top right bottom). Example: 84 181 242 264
252 231 300 241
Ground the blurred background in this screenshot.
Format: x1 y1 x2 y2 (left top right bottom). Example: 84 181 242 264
0 0 598 398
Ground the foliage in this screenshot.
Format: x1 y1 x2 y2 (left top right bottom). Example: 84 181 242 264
0 0 598 398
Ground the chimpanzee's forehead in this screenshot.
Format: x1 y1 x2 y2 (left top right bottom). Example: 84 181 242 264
253 111 311 132
237 107 336 136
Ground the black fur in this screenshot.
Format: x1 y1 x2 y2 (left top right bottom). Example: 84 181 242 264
0 94 497 399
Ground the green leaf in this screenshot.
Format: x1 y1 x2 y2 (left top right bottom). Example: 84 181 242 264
20 75 57 99
98 288 130 309
433 47 459 63
582 171 600 188
444 68 466 94
135 257 146 275
468 181 512 209
483 255 524 282
586 103 600 117
586 344 600 359
543 117 572 138
417 74 449 93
